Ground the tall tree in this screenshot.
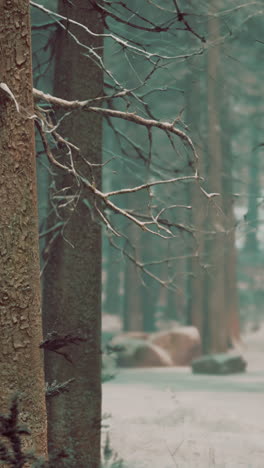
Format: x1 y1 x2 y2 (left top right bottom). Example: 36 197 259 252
186 7 240 352
0 0 47 457
123 223 144 332
205 10 240 351
204 12 228 353
185 69 207 339
42 1 103 467
221 90 240 346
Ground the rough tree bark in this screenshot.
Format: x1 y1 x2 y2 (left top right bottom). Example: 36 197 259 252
42 1 103 467
0 0 47 457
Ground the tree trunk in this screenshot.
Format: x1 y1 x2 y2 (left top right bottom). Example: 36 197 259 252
42 2 103 467
186 11 237 353
0 0 47 457
185 62 207 344
123 224 144 332
244 147 260 253
103 242 122 317
205 13 228 353
221 94 240 346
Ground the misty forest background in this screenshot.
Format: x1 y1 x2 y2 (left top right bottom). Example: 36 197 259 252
1 1 264 467
34 1 264 346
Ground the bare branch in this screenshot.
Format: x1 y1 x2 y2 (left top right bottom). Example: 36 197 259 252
30 1 205 62
33 88 199 168
104 175 201 198
172 0 206 42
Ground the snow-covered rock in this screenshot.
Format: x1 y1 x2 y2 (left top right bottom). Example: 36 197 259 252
192 353 247 375
150 326 201 365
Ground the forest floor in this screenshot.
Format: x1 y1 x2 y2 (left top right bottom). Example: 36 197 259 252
102 325 264 468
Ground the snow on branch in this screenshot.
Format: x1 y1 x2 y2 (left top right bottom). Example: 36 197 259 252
33 88 199 170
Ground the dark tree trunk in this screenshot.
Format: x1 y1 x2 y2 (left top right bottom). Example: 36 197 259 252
42 2 103 467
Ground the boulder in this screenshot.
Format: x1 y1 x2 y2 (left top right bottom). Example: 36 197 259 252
150 326 201 366
191 353 247 375
109 336 173 367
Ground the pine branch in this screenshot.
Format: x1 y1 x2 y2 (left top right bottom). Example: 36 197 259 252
45 379 75 398
0 394 33 467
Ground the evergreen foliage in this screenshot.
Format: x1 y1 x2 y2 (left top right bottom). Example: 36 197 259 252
0 396 123 468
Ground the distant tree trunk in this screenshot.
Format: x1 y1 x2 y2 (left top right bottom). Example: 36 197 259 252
185 62 207 343
104 243 122 316
42 2 103 467
224 201 240 345
244 148 260 253
221 98 240 346
123 224 144 332
142 280 157 332
102 125 123 318
187 178 206 339
162 242 186 325
0 0 47 457
186 12 239 353
204 13 228 353
123 223 157 333
141 235 159 332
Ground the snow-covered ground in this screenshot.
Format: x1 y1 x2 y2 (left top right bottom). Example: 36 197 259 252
102 328 264 468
